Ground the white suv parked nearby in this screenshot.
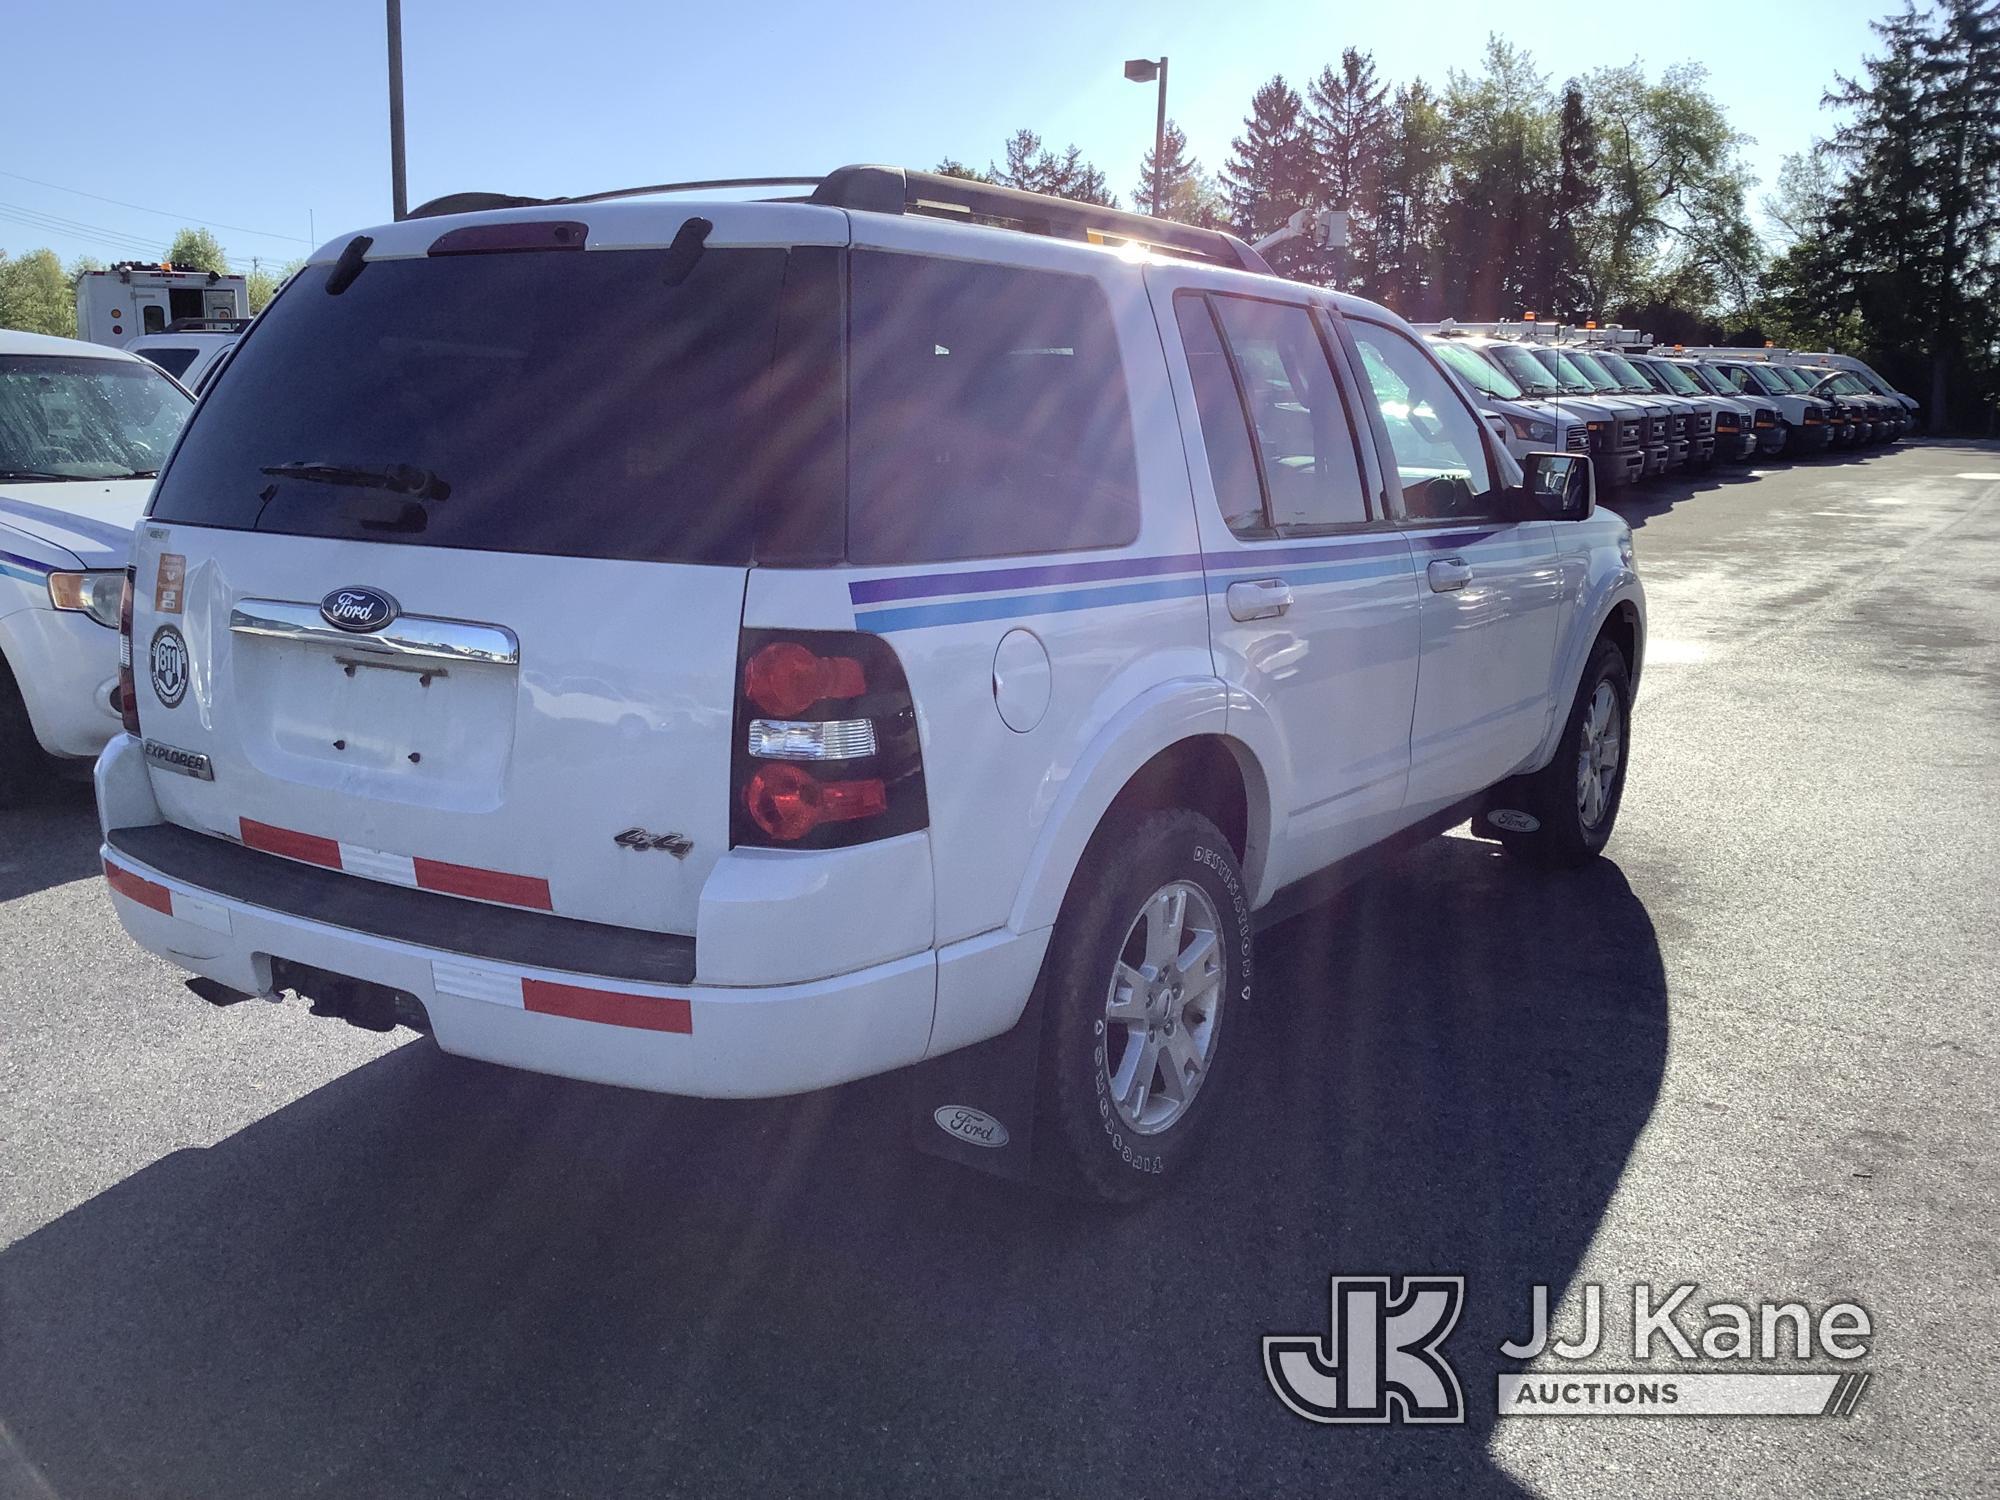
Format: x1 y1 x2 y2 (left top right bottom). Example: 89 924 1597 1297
2 329 192 801
97 167 1645 1199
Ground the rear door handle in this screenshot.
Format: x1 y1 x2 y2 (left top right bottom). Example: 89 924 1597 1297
1226 578 1293 621
1427 558 1472 593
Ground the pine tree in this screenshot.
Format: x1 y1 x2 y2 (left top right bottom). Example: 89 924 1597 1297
1372 80 1449 316
992 130 1116 206
1304 49 1390 288
1134 120 1224 226
1222 77 1317 276
1544 82 1602 318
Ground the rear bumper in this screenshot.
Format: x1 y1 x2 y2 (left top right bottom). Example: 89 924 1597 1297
102 833 939 1097
94 735 1047 1098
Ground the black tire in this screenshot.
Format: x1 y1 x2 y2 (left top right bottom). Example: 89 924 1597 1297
1487 637 1632 867
0 654 46 810
1035 808 1252 1202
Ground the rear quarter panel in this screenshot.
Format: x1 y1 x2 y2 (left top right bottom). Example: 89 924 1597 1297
747 223 1216 949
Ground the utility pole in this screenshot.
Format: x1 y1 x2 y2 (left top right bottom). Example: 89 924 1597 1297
387 0 408 221
1124 57 1169 217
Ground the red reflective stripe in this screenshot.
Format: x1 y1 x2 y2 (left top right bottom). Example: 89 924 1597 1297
104 860 172 915
240 818 343 869
412 857 552 911
521 978 692 1034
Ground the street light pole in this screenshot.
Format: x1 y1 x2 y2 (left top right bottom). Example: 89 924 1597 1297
1124 57 1169 217
387 0 408 221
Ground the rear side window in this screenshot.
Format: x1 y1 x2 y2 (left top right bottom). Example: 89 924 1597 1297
151 246 842 565
847 251 1139 564
135 346 199 379
1173 291 1370 538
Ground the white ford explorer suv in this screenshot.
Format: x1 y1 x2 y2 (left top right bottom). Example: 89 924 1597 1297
97 167 1645 1200
2 329 192 801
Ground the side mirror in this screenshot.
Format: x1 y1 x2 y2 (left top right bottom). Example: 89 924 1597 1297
1518 451 1595 521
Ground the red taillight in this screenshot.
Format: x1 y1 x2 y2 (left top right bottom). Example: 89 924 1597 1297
117 567 140 734
743 640 866 717
731 629 926 850
743 762 888 841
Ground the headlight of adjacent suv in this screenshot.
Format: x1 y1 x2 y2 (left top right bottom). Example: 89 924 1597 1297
47 570 126 629
1506 414 1557 444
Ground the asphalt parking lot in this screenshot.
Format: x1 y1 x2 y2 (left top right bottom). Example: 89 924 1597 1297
2 440 1996 1499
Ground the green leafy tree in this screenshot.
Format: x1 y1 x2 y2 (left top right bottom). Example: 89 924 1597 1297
246 257 305 313
0 248 78 337
1755 150 1856 347
1439 37 1557 317
1585 60 1759 319
1134 120 1225 226
165 226 229 274
1304 49 1391 287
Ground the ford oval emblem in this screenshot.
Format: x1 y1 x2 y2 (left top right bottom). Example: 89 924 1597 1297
932 1105 1009 1149
320 586 398 633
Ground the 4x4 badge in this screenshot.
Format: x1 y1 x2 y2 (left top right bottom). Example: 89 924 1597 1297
614 827 693 859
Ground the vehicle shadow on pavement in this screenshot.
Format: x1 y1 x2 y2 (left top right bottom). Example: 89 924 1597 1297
1606 464 1762 528
0 834 1666 1499
0 780 100 905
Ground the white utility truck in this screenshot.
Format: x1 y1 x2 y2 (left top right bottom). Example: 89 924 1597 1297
75 263 248 348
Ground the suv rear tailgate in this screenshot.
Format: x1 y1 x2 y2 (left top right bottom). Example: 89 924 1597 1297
130 524 744 935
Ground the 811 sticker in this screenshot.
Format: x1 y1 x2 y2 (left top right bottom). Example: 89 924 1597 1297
149 625 188 708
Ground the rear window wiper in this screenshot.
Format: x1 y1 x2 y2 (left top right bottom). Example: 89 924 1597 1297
259 461 451 501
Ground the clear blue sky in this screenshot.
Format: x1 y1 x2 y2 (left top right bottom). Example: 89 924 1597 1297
2 0 1888 271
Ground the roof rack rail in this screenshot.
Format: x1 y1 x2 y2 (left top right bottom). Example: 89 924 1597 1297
811 165 1272 274
407 165 1272 274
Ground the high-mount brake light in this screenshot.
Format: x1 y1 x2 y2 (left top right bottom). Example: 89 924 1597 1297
731 630 928 850
117 567 140 734
743 641 866 718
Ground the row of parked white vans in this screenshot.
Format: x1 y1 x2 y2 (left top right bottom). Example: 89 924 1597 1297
1418 321 1920 485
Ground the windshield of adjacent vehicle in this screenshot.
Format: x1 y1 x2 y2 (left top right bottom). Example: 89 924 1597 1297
1688 364 1738 395
0 354 191 480
1431 339 1525 400
1526 346 1600 393
1648 360 1705 396
1559 349 1623 392
1592 351 1653 391
1766 365 1815 392
1489 343 1565 394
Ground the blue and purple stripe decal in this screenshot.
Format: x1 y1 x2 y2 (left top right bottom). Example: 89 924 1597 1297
0 547 55 587
847 527 1544 633
0 498 137 570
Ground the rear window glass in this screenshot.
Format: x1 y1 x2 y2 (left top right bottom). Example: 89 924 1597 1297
135 346 199 379
150 246 842 565
847 251 1139 563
